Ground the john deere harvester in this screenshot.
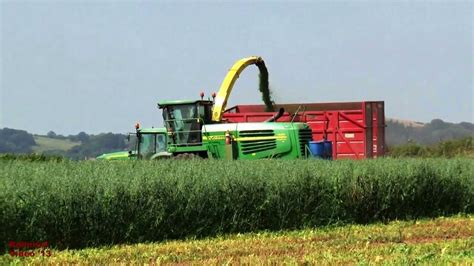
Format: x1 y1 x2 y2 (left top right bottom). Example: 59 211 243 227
158 56 313 159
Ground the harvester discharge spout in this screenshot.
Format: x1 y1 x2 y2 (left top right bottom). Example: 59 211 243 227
212 56 274 122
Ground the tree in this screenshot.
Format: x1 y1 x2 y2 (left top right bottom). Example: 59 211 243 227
0 128 37 153
47 131 57 138
76 132 89 142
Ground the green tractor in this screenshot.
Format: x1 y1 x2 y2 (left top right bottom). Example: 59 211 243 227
96 126 171 160
158 99 313 159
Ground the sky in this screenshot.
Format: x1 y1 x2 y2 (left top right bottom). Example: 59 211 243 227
1 1 472 135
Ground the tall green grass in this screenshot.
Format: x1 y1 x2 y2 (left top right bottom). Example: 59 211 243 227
1 159 472 250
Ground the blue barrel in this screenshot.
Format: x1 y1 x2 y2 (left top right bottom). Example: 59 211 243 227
309 141 325 158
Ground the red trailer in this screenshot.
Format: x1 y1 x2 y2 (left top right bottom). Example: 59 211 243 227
222 101 386 159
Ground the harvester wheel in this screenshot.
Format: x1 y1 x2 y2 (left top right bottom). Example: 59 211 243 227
174 153 202 160
150 152 172 160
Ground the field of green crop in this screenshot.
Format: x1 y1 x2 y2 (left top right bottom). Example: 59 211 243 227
2 215 472 264
1 158 472 252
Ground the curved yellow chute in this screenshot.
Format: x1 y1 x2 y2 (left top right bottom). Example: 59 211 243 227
212 56 265 122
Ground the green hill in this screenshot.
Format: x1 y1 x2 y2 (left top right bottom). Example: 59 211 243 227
386 118 473 145
32 136 81 153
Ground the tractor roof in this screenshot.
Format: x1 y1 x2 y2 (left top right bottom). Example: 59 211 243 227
157 99 213 108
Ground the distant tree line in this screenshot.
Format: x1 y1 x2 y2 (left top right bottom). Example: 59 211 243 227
43 131 128 160
387 136 473 158
386 119 473 146
0 128 36 153
0 128 128 160
46 130 90 142
65 133 128 160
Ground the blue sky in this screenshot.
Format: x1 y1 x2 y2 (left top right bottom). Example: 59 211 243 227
1 1 472 134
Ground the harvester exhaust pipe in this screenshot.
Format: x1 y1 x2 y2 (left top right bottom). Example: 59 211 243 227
265 108 284 122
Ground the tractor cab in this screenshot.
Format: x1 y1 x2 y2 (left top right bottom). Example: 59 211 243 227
158 100 213 147
96 126 169 160
135 128 168 159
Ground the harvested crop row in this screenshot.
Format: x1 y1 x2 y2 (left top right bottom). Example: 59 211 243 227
1 158 472 250
2 216 472 264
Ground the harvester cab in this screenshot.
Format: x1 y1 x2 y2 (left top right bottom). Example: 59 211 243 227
158 99 214 156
